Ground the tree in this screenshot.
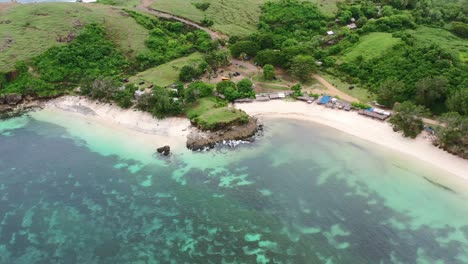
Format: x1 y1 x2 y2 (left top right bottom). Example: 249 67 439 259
389 101 428 138
136 87 182 118
451 22 468 38
435 112 468 159
184 81 213 103
229 41 260 58
446 88 468 116
291 83 302 98
216 80 236 94
263 64 275 80
290 55 316 82
415 76 448 109
376 79 408 107
86 77 119 100
179 65 197 82
237 78 255 98
204 50 230 70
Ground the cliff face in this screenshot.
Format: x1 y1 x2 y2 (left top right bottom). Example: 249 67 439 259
186 117 260 150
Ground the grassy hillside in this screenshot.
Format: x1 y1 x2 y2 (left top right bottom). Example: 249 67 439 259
151 0 337 36
342 33 402 63
130 52 204 87
407 27 468 63
0 3 149 72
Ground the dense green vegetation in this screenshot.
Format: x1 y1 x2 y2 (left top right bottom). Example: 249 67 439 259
124 10 215 70
216 79 255 102
435 112 468 159
224 0 467 157
389 101 428 138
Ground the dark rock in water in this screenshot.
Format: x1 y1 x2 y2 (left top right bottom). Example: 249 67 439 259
2 93 22 105
157 145 171 156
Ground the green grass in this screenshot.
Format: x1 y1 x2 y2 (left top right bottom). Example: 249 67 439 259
151 0 337 37
407 26 468 63
186 96 226 119
197 107 248 130
0 3 149 72
186 96 247 130
130 52 204 87
320 73 376 102
342 32 402 63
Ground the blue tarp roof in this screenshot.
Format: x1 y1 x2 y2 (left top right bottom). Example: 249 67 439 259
319 95 331 104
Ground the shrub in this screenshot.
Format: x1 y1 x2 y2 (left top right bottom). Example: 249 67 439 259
193 2 210 11
263 64 275 80
185 81 214 102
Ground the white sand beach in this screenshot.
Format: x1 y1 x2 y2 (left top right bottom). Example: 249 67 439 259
35 96 191 153
235 100 468 182
31 96 468 182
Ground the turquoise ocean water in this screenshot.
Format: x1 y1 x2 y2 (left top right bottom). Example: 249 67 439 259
1 112 468 264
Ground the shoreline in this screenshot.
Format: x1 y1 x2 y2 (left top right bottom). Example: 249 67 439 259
16 96 468 183
235 100 468 183
34 96 191 153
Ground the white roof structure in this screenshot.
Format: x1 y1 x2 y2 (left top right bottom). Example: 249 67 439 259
278 92 286 98
327 31 334 35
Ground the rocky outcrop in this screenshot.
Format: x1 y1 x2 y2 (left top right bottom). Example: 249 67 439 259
156 145 171 156
186 117 260 151
1 93 22 105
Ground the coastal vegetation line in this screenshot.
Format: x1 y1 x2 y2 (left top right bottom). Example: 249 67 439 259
0 0 467 158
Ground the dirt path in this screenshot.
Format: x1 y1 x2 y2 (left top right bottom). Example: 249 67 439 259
136 0 226 40
312 74 358 102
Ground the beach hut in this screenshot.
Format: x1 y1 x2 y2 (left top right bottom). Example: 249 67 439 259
318 95 331 105
269 93 280 100
347 23 357 30
256 94 270 101
234 98 254 103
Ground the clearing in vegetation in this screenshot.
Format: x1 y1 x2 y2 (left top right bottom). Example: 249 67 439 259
130 52 204 87
342 33 402 63
0 3 149 72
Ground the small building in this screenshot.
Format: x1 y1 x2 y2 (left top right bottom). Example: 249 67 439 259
318 95 331 105
134 90 146 98
269 93 280 100
234 98 254 103
347 23 357 30
278 92 286 99
342 102 352 111
297 96 315 103
256 94 270 101
327 31 335 36
358 109 389 120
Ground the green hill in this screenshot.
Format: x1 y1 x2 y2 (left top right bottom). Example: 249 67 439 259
150 0 337 37
0 3 149 72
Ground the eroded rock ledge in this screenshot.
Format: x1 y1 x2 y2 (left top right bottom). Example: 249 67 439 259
186 117 261 151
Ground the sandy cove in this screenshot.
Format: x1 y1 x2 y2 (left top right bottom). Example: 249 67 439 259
235 100 468 182
37 96 191 152
33 96 468 182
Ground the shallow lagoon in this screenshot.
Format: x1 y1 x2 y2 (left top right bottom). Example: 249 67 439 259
0 114 467 263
